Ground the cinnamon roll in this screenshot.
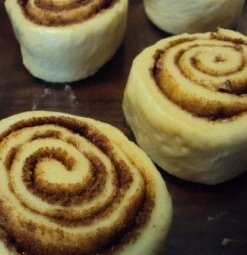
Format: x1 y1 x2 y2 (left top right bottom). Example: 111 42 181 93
123 28 247 184
0 111 172 255
4 0 128 82
144 0 245 34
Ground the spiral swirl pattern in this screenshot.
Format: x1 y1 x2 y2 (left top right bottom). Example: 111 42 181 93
123 28 247 184
0 111 172 255
18 0 117 25
153 29 247 120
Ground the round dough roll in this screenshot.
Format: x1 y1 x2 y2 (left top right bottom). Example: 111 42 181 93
0 111 172 255
144 0 245 34
4 0 128 82
123 28 247 184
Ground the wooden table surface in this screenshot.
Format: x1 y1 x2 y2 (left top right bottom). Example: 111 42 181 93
0 1 247 254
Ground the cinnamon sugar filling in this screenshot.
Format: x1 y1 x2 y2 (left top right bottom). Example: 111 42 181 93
17 0 118 26
0 115 156 255
152 34 247 120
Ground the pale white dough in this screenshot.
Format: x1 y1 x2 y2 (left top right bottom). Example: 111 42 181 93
0 241 17 255
144 0 245 34
4 0 128 82
123 29 247 184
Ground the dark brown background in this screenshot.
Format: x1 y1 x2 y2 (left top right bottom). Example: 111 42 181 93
0 1 247 254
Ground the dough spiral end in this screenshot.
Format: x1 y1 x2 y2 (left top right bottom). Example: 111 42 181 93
0 111 172 255
123 28 247 184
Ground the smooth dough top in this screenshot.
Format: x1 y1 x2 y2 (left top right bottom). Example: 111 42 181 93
144 0 245 34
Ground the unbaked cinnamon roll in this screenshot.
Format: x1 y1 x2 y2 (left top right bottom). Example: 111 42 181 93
123 28 247 184
4 0 128 82
0 111 172 255
144 0 245 34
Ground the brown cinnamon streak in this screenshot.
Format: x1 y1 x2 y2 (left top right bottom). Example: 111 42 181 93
152 39 247 121
17 0 118 26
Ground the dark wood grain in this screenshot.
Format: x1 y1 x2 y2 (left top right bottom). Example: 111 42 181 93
0 1 247 254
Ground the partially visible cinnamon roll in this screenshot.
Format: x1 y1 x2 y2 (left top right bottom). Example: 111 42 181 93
0 111 172 255
144 0 245 34
4 0 128 82
123 28 247 184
